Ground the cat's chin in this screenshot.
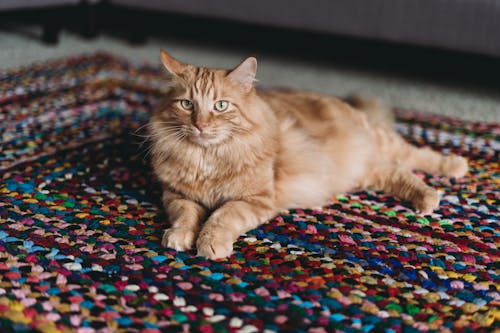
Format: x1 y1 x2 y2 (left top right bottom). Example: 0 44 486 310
189 134 226 147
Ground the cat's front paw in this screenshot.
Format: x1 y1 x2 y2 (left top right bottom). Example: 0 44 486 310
196 232 233 260
442 155 468 178
414 188 440 215
162 227 196 251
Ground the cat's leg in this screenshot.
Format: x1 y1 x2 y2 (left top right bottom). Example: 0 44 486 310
385 132 468 178
161 190 207 251
401 145 468 178
196 197 275 259
363 163 440 214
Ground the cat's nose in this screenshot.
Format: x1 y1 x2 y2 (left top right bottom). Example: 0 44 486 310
195 122 207 132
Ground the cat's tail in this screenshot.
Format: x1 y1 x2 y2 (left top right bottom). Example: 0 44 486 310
343 94 394 127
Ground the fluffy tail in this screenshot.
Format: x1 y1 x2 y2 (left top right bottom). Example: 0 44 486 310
343 94 394 127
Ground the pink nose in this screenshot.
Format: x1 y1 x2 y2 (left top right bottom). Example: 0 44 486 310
195 122 207 132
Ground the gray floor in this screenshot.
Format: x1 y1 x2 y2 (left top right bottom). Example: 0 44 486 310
1 28 499 123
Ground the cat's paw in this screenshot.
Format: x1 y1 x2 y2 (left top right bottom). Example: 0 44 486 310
196 232 233 260
414 188 440 215
162 227 196 251
442 155 468 178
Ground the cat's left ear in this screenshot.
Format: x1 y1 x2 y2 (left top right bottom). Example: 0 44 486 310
227 57 257 92
160 49 186 76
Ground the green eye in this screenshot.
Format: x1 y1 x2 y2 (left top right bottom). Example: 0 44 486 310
180 99 194 110
214 100 229 112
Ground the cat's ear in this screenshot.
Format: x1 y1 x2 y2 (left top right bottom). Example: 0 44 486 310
227 57 257 92
160 49 186 76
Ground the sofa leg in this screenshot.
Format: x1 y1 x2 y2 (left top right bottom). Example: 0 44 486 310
42 20 60 44
42 8 62 44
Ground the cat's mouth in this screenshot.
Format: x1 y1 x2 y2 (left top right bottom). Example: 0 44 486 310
188 130 225 146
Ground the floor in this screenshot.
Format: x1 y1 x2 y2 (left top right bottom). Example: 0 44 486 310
1 10 499 123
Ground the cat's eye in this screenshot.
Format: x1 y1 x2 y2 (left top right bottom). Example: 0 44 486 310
179 99 194 111
214 100 229 112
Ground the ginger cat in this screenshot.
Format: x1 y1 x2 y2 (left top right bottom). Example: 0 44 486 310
149 49 468 259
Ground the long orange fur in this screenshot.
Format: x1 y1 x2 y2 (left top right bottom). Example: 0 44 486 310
149 50 468 259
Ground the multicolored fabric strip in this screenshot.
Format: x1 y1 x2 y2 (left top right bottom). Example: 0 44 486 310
0 54 498 333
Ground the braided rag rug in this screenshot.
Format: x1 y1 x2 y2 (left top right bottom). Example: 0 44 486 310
0 54 498 333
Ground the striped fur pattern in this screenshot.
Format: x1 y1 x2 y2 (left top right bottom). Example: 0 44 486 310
149 50 468 259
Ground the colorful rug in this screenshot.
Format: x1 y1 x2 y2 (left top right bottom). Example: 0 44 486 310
0 54 498 333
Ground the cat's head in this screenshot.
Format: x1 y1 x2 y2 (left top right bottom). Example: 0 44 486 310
153 49 258 147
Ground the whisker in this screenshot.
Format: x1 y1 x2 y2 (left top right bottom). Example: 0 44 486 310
133 122 152 134
131 128 184 141
134 128 188 161
230 126 251 135
133 120 183 134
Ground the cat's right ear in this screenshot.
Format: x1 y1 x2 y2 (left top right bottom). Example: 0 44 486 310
160 49 185 76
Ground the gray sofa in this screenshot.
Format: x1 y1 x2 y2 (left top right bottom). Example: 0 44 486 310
2 0 499 57
0 0 97 43
0 0 79 11
111 0 500 58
